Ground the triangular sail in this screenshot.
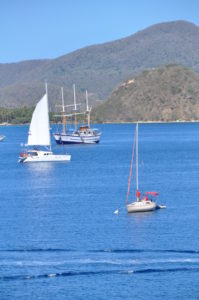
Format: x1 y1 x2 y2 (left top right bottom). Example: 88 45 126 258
27 94 51 146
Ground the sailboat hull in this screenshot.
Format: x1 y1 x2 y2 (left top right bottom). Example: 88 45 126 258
127 200 157 213
18 151 71 163
19 155 71 163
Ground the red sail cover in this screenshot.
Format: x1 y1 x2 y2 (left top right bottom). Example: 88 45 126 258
145 191 159 196
136 190 140 198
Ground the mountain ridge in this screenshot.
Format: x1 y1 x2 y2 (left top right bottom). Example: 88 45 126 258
1 20 199 109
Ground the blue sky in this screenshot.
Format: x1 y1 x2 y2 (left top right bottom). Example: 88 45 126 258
1 0 199 63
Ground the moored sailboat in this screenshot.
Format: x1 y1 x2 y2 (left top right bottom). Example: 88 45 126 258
18 83 71 163
126 123 160 213
53 85 101 144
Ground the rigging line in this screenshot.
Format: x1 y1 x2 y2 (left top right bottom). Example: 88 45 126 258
126 126 137 206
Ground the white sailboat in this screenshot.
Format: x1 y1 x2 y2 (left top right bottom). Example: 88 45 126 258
126 123 158 213
18 84 71 163
53 85 101 144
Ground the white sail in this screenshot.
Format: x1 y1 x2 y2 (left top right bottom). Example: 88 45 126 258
27 94 51 146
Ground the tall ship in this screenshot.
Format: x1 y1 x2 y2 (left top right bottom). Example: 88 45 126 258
53 85 101 144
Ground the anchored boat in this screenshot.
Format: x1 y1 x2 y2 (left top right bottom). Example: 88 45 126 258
18 83 71 163
126 123 163 213
53 85 101 144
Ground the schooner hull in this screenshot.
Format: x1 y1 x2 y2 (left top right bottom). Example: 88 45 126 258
54 133 100 144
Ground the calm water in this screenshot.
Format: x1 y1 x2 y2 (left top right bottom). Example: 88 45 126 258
0 123 199 299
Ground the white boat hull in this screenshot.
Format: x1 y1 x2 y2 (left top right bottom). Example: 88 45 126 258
18 150 71 163
54 131 101 144
127 200 157 213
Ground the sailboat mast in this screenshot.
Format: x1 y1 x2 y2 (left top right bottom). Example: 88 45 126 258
61 87 66 134
126 126 137 205
86 90 90 128
73 84 77 130
136 123 139 200
45 81 52 151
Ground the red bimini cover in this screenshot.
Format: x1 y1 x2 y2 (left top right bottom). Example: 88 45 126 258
145 191 159 196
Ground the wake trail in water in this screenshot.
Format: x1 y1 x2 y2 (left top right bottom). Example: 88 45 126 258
1 257 199 267
0 248 74 253
1 267 199 281
0 248 199 254
90 249 199 254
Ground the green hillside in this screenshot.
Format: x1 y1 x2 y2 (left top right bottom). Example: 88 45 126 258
93 65 199 122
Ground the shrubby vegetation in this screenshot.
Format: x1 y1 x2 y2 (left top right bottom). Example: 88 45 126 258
0 106 57 124
0 106 34 124
0 106 91 124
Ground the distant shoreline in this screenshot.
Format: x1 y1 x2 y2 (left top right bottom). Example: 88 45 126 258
1 120 199 126
102 120 199 124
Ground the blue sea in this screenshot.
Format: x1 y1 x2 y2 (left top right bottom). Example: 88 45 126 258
0 123 199 299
